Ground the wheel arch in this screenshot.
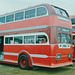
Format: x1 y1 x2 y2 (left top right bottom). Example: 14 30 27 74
18 50 33 67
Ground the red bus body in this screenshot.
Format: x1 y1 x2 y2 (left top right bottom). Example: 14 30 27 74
0 4 73 68
71 15 75 60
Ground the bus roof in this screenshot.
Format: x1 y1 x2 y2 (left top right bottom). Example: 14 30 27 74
70 15 75 18
0 3 69 18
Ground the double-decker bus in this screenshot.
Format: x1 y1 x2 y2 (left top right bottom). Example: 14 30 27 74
0 4 73 69
71 15 75 60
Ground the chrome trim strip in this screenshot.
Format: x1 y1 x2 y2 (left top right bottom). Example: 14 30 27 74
30 54 48 58
4 52 70 58
4 52 56 58
0 25 48 33
4 52 18 56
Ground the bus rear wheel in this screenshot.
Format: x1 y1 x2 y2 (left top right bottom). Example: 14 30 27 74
18 54 29 70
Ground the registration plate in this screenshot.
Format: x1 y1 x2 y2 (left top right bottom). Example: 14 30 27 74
63 45 67 47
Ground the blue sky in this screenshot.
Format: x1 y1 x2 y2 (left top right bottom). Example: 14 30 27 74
0 0 74 16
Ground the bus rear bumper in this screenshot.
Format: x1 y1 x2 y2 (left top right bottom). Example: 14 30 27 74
50 62 73 68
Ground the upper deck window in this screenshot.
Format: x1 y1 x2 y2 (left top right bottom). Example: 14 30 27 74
61 10 68 17
25 9 35 19
15 12 24 21
37 7 47 16
73 35 75 44
0 6 48 25
0 16 5 24
71 18 75 24
6 14 14 23
53 7 61 15
53 7 69 17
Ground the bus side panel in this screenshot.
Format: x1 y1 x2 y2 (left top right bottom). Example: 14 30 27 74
0 16 71 34
4 55 18 63
4 45 52 67
73 46 75 58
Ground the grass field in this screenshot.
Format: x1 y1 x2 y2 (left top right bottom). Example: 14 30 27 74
0 63 75 75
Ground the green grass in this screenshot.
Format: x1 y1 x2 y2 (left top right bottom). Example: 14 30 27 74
0 63 75 75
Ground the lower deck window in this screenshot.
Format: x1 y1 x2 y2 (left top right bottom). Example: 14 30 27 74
5 33 48 45
14 36 22 44
5 37 13 44
24 36 35 44
36 35 47 44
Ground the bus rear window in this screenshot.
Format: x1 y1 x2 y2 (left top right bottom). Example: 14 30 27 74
68 35 71 43
57 33 61 43
62 34 67 43
71 18 75 24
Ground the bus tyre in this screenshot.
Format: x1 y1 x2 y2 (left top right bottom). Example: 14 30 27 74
18 54 29 70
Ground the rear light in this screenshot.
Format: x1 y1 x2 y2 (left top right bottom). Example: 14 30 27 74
56 54 61 61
